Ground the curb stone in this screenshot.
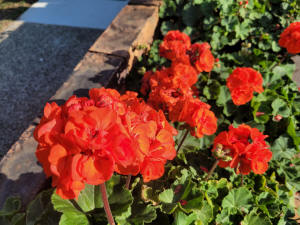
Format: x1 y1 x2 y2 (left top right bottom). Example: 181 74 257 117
89 4 159 71
128 0 162 6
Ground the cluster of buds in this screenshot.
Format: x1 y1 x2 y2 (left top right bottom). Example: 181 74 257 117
212 144 232 162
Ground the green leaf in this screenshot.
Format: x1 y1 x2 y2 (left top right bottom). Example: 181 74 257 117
27 189 60 225
11 213 25 225
59 212 89 225
272 64 295 80
76 184 96 212
180 188 204 213
271 98 291 117
0 196 21 217
271 135 296 160
235 21 251 40
216 208 232 225
218 0 235 14
106 181 133 216
182 3 202 27
203 80 221 100
271 41 281 52
256 192 280 218
217 86 231 106
221 16 239 32
194 201 213 225
51 192 82 215
241 210 272 225
159 189 174 203
287 117 300 151
222 187 253 214
160 21 179 35
128 203 157 224
174 211 197 225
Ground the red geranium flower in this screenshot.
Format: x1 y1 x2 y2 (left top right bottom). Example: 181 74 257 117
190 43 215 73
212 124 272 175
279 22 300 54
169 96 217 138
159 30 191 63
35 88 177 199
227 67 264 105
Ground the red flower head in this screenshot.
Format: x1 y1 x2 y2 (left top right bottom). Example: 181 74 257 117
159 30 191 63
190 43 215 73
279 22 300 54
169 96 217 138
170 62 198 91
212 124 272 175
35 88 177 199
227 67 264 105
120 91 177 182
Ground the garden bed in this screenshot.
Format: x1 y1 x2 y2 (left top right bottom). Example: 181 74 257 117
0 0 300 225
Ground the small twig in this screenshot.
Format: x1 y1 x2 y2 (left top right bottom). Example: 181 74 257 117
208 71 212 79
100 183 115 225
205 159 219 181
270 52 289 71
177 129 189 152
241 174 244 186
70 199 84 213
125 175 132 189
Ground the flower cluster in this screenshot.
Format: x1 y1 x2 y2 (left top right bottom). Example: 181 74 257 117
34 88 177 199
227 67 264 105
141 30 217 138
212 124 272 175
159 30 215 73
279 22 300 54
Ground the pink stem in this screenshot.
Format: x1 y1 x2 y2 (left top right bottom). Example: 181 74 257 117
177 129 189 152
125 175 132 189
100 183 115 225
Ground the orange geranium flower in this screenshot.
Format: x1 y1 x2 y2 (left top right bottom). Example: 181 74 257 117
120 91 177 181
227 67 264 105
159 30 191 63
279 22 300 54
189 43 215 73
35 88 177 199
212 124 272 175
169 96 217 138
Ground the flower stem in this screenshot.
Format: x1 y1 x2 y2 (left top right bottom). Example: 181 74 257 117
125 175 132 189
241 174 244 186
177 129 189 152
270 52 289 70
100 183 115 225
205 159 219 181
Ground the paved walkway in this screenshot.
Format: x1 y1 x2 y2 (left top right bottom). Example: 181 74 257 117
0 0 128 156
20 0 128 29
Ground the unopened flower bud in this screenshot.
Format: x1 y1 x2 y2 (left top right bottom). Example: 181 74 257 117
174 185 182 194
200 166 209 173
179 200 187 206
138 67 146 75
256 112 265 117
274 115 283 121
223 156 233 162
213 144 232 161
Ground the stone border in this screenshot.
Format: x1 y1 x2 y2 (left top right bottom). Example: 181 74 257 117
0 2 160 208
